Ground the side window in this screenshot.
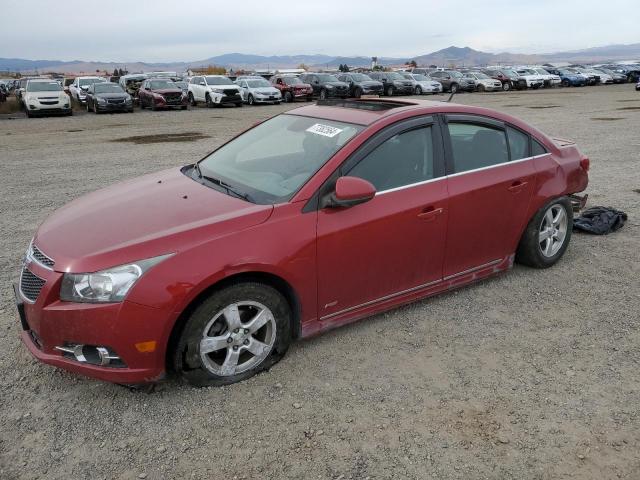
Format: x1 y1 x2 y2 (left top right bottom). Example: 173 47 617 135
532 139 548 156
507 127 530 160
448 123 508 173
347 127 434 192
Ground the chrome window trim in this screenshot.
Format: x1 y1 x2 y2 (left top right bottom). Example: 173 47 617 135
319 257 505 321
374 153 548 196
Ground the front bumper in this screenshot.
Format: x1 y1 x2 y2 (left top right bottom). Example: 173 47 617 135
252 94 281 103
15 263 169 384
96 101 133 112
211 93 242 104
27 99 71 114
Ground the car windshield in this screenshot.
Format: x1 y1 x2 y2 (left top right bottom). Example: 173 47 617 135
94 83 124 93
246 79 271 88
449 71 463 78
205 76 232 85
317 74 339 82
351 74 373 81
472 72 490 79
534 68 550 75
149 80 176 89
558 69 573 75
174 81 188 89
196 114 363 204
387 73 405 80
27 81 62 92
400 73 413 79
412 74 429 81
502 70 518 77
79 78 102 86
283 77 302 85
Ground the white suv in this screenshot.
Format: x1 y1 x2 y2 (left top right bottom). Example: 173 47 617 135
69 76 105 103
22 79 72 117
529 67 562 87
188 75 242 107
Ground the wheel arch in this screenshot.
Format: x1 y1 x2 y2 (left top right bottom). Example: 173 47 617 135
165 270 302 371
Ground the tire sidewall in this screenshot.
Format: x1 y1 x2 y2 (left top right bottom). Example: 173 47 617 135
516 197 573 268
174 282 292 387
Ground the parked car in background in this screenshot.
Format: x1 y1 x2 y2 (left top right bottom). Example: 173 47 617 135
367 72 415 96
16 77 39 102
528 67 561 87
299 73 349 100
514 69 544 89
483 68 528 91
544 68 587 87
428 70 476 93
236 77 282 105
69 76 105 103
85 82 134 113
397 72 421 94
566 68 596 85
574 67 612 84
463 72 503 92
636 80 640 91
118 74 147 101
598 64 640 83
405 73 442 94
173 80 189 94
15 98 589 387
270 75 314 102
594 67 627 84
337 73 383 97
139 78 188 110
188 75 243 107
22 79 72 117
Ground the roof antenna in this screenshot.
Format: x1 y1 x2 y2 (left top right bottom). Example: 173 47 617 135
446 91 455 102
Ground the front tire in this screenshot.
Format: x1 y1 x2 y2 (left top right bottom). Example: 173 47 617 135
354 87 363 98
385 85 394 96
188 92 196 106
502 82 511 91
516 197 573 268
319 89 328 100
205 93 213 108
414 86 422 95
247 94 255 105
174 283 292 387
477 84 485 92
283 91 293 103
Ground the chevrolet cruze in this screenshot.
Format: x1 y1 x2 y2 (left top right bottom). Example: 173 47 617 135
15 99 589 387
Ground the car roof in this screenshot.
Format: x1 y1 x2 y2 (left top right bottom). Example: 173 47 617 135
284 98 549 137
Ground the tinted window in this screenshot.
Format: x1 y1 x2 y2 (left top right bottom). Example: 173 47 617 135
532 139 548 156
507 127 529 160
348 127 434 191
448 123 508 173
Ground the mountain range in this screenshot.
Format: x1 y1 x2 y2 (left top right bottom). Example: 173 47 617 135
1 44 639 74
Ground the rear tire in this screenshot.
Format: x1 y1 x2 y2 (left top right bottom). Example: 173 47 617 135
173 282 292 387
385 85 394 96
354 87 363 98
450 83 459 93
283 91 293 103
516 197 573 269
319 89 328 100
502 82 511 91
189 92 196 106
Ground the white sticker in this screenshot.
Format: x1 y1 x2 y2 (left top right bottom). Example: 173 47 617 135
306 123 343 138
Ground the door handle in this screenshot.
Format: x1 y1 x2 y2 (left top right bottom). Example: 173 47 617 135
508 180 528 192
418 206 444 221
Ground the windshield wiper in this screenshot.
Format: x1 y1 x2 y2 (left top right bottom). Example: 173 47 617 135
200 174 254 203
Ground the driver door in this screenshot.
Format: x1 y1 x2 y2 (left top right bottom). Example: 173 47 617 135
316 117 448 320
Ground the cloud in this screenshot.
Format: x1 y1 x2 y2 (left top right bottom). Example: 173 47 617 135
1 0 637 61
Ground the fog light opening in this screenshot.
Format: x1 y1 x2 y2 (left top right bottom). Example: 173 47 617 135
55 343 125 368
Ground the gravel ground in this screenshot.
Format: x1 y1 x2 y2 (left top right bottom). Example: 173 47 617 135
1 85 639 480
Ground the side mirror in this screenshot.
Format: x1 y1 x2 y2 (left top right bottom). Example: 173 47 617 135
199 81 206 86
327 177 376 208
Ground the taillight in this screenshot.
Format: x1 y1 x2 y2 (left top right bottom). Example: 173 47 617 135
580 156 590 172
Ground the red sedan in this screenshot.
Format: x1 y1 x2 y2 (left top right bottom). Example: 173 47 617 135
15 99 589 387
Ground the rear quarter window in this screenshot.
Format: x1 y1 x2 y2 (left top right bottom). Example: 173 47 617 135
532 139 548 156
507 127 530 160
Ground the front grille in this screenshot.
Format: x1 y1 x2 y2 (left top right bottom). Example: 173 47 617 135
223 89 239 96
20 268 46 302
40 101 58 105
108 98 125 104
32 245 54 268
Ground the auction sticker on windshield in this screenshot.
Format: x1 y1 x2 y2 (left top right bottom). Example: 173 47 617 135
306 123 344 138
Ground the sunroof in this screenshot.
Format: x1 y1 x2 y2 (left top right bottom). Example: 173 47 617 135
316 99 415 111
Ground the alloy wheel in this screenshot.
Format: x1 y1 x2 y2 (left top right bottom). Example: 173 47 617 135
538 204 568 258
199 301 277 376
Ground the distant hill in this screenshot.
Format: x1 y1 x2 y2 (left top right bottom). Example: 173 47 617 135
2 43 639 73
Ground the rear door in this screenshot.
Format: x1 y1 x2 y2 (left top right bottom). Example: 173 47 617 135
441 114 537 277
316 117 448 319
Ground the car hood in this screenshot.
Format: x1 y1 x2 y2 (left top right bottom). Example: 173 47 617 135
152 88 183 95
208 84 239 90
35 168 274 273
358 81 382 87
251 87 279 94
95 92 129 99
324 81 348 88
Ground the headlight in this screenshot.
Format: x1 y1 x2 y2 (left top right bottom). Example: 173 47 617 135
97 97 107 104
211 88 223 94
125 95 132 103
60 254 172 303
325 85 334 89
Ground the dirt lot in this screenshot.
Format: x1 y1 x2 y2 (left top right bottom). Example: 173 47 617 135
1 85 639 480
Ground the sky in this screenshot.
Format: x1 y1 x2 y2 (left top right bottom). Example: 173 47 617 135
2 0 638 62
